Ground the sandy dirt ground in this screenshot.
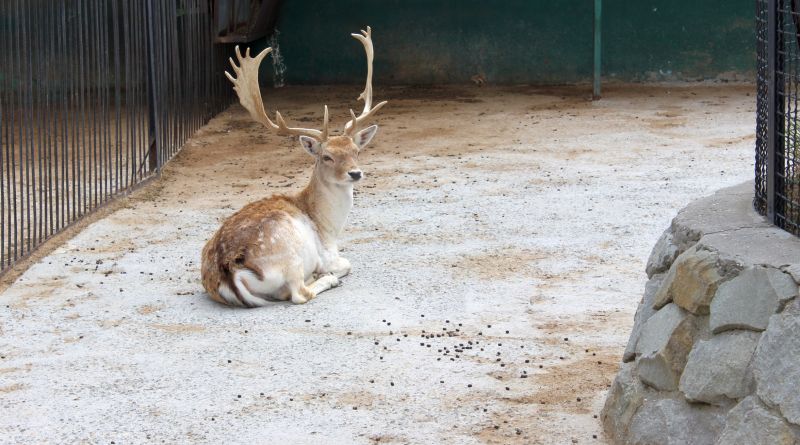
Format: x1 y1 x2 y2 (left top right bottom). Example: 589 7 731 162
0 84 755 444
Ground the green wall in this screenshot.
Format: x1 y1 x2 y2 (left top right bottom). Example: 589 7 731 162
604 1 755 81
251 0 755 85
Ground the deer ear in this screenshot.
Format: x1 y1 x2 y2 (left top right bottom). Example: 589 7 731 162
354 125 378 150
299 135 321 156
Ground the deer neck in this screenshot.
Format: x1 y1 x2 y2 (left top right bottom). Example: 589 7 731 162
298 165 353 242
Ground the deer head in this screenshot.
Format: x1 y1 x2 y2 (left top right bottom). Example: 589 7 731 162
225 27 386 185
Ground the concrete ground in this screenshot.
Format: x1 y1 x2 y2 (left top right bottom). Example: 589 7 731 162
0 84 755 444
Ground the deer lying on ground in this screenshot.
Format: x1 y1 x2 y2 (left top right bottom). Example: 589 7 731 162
201 27 386 307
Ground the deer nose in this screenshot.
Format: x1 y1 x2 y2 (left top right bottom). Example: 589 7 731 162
348 170 363 181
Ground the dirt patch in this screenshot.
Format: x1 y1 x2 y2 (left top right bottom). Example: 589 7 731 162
367 434 410 444
705 133 755 148
452 246 548 280
0 363 32 374
0 383 27 393
334 390 385 409
137 304 163 315
149 323 206 334
523 351 619 411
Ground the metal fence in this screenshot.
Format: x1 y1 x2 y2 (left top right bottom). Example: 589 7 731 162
756 0 800 236
0 0 232 273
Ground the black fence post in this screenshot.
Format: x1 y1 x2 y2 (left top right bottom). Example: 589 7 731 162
145 0 160 174
767 0 777 222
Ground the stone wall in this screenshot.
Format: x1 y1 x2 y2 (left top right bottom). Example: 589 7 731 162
602 182 800 445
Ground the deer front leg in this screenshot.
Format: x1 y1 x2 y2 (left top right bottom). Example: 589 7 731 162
307 274 341 296
280 257 318 304
299 256 349 300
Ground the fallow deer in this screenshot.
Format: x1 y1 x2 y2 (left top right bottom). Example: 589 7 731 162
201 27 386 307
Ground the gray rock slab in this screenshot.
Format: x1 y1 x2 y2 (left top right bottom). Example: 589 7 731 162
628 397 726 445
624 274 667 362
713 182 760 197
754 310 800 425
700 227 800 271
636 303 699 391
710 267 798 333
715 396 800 445
671 182 771 244
654 246 730 315
679 330 761 405
647 229 680 278
666 182 759 258
784 264 800 284
601 362 647 444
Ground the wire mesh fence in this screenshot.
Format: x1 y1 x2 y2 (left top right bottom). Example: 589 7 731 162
0 0 232 274
756 0 770 216
756 0 800 236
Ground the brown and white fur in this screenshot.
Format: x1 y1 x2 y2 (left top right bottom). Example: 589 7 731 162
200 27 386 307
201 129 377 307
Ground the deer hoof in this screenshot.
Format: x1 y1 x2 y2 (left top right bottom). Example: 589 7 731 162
291 288 316 304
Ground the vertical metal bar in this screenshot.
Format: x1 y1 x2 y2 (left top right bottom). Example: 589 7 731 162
79 0 87 217
0 0 6 267
21 0 33 255
145 0 160 174
101 0 110 201
100 0 109 203
112 0 122 197
162 0 170 163
71 0 79 220
166 0 174 163
593 0 602 100
51 2 59 235
89 0 97 208
135 0 144 182
10 0 19 261
62 3 71 228
30 1 40 247
45 2 53 238
90 0 97 211
768 0 778 221
4 1 12 263
63 1 71 225
123 0 133 187
18 0 26 255
36 2 45 244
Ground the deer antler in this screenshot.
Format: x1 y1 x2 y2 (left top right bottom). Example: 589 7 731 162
225 46 330 142
344 26 388 137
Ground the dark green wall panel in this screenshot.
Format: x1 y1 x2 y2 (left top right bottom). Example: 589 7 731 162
250 0 755 85
604 1 755 81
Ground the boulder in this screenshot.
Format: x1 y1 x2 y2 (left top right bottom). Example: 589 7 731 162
601 362 647 444
653 246 729 315
679 331 761 405
700 227 800 273
784 264 800 285
647 229 679 278
671 182 770 238
604 184 800 444
628 397 725 445
635 303 701 391
623 274 666 362
753 309 800 425
710 267 798 334
715 396 799 445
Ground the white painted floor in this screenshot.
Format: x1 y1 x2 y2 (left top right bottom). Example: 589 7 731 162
0 84 755 444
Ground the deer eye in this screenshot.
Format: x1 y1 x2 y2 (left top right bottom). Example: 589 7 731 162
323 155 334 163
